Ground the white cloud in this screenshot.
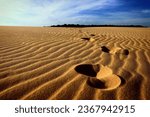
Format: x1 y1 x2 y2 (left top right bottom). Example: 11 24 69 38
0 0 118 26
0 0 149 26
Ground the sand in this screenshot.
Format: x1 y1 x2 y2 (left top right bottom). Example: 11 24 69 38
0 26 150 100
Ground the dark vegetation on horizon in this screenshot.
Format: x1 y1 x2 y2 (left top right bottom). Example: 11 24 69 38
47 24 146 28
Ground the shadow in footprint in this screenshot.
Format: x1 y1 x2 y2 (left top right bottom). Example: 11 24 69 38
81 37 90 41
122 49 129 55
87 77 106 89
90 34 95 36
87 75 124 89
117 75 126 86
75 64 99 77
81 37 95 42
101 46 110 53
118 69 132 81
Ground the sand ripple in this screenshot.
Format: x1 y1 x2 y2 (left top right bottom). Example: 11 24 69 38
0 26 150 100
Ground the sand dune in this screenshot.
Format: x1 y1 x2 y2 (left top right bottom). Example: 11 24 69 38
0 26 150 100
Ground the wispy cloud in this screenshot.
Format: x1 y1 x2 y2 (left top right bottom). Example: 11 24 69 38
0 0 150 26
0 0 118 26
27 0 118 25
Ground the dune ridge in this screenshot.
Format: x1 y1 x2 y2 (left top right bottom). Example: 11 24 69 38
0 26 150 100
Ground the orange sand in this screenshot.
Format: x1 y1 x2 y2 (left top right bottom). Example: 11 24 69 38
0 26 150 100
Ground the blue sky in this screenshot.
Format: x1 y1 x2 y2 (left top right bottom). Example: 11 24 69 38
0 0 150 26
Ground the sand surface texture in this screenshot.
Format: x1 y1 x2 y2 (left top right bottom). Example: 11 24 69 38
0 26 150 100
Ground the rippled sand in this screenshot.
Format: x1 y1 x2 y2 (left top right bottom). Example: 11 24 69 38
0 26 150 100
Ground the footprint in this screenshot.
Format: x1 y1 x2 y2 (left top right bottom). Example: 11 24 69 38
81 37 95 42
101 46 110 53
75 64 122 90
75 64 99 77
101 46 129 55
81 37 90 41
89 38 95 42
90 34 95 36
122 49 129 55
95 65 121 90
96 65 113 79
88 75 121 90
109 47 121 54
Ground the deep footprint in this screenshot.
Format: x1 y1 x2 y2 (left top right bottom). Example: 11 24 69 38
101 46 110 53
75 64 99 77
101 46 129 55
75 64 122 90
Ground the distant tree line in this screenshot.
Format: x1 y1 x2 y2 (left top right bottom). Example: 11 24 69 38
47 24 146 28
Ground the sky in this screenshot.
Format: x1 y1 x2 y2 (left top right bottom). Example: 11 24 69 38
0 0 150 26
